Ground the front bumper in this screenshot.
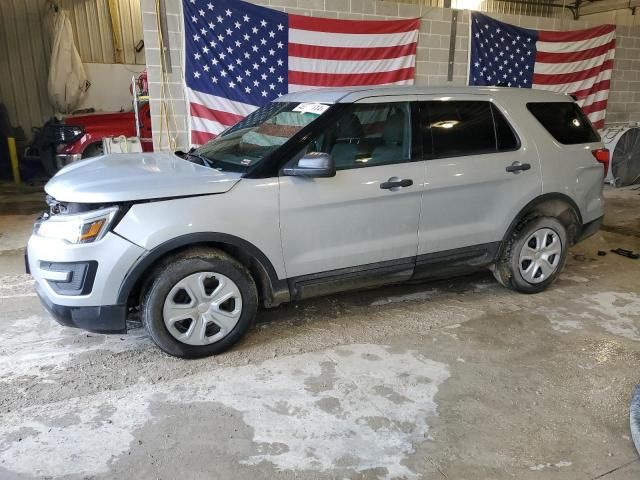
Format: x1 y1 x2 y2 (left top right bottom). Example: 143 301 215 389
27 231 145 307
35 283 127 333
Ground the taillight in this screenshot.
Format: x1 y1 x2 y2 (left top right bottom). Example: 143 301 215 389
592 148 609 176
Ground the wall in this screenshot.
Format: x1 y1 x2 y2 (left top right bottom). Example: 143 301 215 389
76 63 146 112
56 0 146 65
0 1 54 138
140 0 640 151
0 0 146 138
578 0 640 25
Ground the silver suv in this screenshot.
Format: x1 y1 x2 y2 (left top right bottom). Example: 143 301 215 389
27 86 607 358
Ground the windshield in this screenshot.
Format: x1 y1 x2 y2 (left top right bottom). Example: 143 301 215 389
193 102 331 172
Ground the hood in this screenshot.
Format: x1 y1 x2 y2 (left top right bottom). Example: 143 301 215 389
46 152 242 203
65 110 135 129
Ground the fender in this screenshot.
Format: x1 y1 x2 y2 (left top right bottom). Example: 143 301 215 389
116 232 290 307
502 192 583 246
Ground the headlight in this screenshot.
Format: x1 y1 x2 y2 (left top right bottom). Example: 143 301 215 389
53 125 85 143
36 207 119 244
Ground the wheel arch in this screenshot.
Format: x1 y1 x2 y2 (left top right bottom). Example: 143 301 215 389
503 193 583 248
117 233 290 309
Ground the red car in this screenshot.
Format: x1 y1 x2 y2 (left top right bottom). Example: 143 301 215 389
57 102 153 160
29 103 153 176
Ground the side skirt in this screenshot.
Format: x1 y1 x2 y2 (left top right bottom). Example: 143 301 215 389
286 242 501 301
412 242 501 281
288 258 414 301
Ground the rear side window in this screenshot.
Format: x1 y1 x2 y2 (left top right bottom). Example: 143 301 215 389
420 101 520 158
527 102 600 144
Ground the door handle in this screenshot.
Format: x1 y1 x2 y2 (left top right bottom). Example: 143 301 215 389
380 177 413 190
505 162 531 174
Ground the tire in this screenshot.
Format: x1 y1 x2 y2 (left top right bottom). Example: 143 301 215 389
141 248 258 358
631 384 640 456
40 146 58 177
492 216 568 294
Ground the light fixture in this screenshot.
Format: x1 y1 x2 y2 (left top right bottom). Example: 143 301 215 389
452 0 484 11
432 120 459 129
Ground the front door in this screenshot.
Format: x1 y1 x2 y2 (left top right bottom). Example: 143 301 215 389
278 100 425 279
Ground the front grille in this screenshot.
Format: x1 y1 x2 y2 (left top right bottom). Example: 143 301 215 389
43 123 84 144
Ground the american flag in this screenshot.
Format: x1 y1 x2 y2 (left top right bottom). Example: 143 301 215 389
183 0 420 145
469 12 615 130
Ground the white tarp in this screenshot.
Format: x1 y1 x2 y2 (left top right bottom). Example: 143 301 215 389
47 8 89 114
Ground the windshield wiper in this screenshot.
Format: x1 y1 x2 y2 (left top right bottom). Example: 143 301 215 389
184 151 219 168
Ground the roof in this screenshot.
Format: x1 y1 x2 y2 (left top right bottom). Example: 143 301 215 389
278 85 574 104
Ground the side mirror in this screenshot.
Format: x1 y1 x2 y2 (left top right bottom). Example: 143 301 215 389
282 152 336 178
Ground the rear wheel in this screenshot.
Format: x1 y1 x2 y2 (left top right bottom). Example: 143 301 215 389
141 248 258 358
493 217 568 293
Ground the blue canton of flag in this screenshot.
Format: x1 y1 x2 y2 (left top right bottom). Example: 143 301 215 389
469 13 538 88
183 0 288 106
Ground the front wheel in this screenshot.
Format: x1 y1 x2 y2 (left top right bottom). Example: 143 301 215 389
492 217 568 294
141 248 258 358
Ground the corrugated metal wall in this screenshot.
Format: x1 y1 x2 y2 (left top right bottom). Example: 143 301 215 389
471 0 557 17
0 0 144 138
0 1 54 139
119 0 146 65
58 0 145 65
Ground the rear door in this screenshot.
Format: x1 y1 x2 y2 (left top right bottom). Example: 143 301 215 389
416 96 542 257
278 99 425 279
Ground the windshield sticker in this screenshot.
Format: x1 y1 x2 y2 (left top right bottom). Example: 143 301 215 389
240 158 252 166
292 103 330 115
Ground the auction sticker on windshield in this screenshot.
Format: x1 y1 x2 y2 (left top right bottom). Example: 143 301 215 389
292 103 330 115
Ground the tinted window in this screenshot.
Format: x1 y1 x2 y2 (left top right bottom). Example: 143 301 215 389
305 102 411 169
492 104 519 151
527 102 600 144
420 101 519 158
430 101 495 156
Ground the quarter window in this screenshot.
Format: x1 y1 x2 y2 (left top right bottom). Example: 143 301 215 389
492 104 519 151
527 102 600 145
420 101 520 158
305 102 411 169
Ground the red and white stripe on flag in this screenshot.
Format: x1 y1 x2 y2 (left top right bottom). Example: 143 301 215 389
532 24 616 131
287 15 420 92
188 89 257 146
185 0 420 147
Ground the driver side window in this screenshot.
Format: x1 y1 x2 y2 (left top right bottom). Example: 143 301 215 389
306 102 412 170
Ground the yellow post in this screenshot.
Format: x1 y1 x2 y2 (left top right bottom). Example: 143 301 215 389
7 137 21 185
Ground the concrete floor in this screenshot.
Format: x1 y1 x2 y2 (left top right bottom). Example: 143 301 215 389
0 182 639 480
